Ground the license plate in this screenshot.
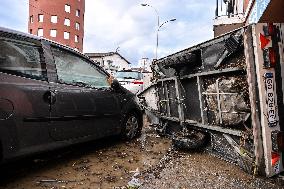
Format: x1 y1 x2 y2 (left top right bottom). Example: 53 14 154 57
264 73 278 127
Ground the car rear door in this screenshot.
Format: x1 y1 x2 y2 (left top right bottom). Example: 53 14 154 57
47 46 121 141
0 34 51 156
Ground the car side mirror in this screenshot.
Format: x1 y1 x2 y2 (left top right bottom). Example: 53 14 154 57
111 79 121 91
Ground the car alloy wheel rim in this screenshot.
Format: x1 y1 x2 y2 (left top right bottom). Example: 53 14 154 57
126 116 139 139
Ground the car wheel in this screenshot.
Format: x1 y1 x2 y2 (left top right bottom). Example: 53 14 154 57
121 113 141 140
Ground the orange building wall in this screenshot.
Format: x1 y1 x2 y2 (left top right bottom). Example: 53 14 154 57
243 0 251 13
28 0 85 52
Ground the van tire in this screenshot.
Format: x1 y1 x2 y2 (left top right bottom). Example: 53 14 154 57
121 112 142 140
172 131 208 150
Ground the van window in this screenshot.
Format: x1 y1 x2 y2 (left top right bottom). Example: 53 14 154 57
0 40 45 80
115 71 142 80
52 47 110 88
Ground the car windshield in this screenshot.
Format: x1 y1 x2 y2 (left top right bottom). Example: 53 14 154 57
115 71 142 80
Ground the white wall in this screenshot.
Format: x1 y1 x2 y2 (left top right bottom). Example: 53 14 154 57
90 53 130 75
138 58 152 72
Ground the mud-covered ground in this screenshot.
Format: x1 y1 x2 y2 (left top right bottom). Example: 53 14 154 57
0 121 283 189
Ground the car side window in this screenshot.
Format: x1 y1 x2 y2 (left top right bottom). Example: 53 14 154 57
51 47 110 88
0 39 46 80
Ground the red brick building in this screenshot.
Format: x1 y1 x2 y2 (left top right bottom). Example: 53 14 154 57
28 0 85 52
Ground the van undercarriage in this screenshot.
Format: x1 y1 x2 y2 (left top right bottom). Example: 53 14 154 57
138 24 284 177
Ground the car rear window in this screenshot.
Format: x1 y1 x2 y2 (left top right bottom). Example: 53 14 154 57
0 39 46 80
115 71 142 80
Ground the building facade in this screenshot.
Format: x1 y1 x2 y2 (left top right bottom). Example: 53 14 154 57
214 0 284 37
85 52 131 75
138 58 152 72
28 0 85 52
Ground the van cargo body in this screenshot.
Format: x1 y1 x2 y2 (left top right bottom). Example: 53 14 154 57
139 23 284 177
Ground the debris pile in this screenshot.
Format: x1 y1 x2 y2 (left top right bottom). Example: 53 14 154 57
205 76 250 126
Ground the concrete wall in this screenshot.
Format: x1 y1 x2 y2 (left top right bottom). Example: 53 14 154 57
259 0 284 22
214 23 245 37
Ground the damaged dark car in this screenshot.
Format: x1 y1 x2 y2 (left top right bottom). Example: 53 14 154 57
0 27 143 163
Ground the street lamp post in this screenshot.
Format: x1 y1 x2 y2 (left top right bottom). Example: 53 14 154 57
141 3 160 30
156 19 176 60
141 3 176 60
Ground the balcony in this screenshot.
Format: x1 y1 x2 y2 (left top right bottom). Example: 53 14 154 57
214 0 245 25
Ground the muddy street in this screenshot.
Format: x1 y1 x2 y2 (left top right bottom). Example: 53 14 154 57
0 122 283 189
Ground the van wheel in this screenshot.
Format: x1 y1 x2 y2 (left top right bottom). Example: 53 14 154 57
121 113 141 140
172 130 208 150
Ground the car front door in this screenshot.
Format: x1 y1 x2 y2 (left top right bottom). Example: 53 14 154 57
48 46 121 141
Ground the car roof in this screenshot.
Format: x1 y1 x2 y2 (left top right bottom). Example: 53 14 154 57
0 26 110 76
0 26 41 40
0 26 90 60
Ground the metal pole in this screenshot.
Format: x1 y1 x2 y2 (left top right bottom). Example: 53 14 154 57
156 27 159 60
156 19 176 59
156 15 160 60
141 4 176 60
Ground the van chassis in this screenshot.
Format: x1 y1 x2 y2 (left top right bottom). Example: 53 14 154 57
139 24 284 177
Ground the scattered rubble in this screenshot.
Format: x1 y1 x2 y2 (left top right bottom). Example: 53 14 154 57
0 121 282 189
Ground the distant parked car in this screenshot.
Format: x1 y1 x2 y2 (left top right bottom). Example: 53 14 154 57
0 27 143 163
115 70 143 94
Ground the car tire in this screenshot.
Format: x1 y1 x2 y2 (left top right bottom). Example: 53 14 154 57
121 112 142 140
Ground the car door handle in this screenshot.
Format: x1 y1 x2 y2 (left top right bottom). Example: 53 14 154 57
43 91 56 105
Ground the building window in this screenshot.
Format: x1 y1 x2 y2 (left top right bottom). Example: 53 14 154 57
75 35 79 43
51 15 57 23
75 22 80 30
30 15 33 23
38 14 44 22
37 28 43 37
29 29 32 34
50 29 57 37
64 18 70 26
76 9 80 17
64 32 70 39
65 4 71 13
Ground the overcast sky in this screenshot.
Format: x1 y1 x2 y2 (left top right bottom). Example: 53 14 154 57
0 0 215 65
